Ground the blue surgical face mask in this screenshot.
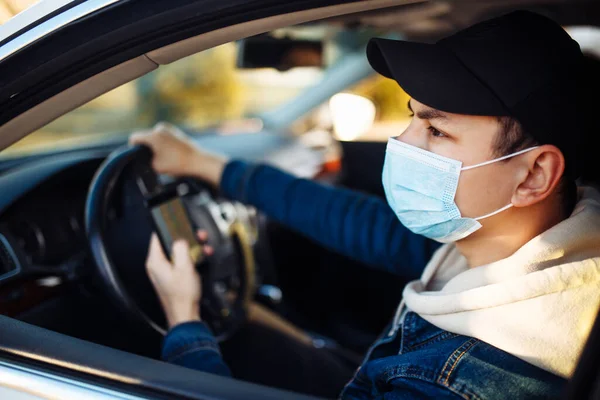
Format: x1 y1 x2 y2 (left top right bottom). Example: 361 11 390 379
382 138 539 243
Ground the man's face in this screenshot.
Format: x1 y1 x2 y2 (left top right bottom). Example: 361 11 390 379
395 99 524 222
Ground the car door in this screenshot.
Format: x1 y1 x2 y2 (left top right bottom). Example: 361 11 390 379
0 0 409 398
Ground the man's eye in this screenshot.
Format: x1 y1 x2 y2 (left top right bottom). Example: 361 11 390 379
428 126 446 138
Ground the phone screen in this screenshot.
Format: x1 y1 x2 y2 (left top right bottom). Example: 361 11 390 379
133 152 202 264
150 197 203 264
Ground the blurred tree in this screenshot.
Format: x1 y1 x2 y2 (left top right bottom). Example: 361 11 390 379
136 43 246 129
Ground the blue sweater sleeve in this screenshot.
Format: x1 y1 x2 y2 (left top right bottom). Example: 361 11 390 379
162 321 231 377
220 160 439 278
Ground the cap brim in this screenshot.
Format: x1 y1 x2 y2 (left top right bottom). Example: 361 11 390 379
366 38 507 116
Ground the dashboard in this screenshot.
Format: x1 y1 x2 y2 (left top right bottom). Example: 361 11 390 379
3 166 93 266
0 131 321 319
0 158 103 317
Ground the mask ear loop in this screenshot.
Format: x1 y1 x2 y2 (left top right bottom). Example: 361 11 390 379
463 146 538 221
461 146 540 171
473 203 513 221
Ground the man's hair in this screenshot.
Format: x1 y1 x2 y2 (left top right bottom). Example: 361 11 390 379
493 116 577 217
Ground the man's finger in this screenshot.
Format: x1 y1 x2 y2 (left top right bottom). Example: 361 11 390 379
172 240 193 270
129 131 152 146
197 230 208 242
147 234 168 265
154 121 186 138
146 235 172 282
154 121 175 132
204 245 214 256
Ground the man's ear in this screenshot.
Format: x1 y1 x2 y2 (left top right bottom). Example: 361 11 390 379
511 145 565 207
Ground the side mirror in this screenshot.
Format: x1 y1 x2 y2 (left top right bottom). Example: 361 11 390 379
329 93 376 141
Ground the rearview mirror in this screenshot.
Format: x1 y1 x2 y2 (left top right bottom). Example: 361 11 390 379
329 93 376 141
237 34 324 71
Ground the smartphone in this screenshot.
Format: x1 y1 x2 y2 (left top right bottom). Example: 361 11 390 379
134 157 203 264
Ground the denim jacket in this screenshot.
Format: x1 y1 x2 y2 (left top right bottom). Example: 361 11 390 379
162 161 566 398
340 311 565 399
163 312 565 399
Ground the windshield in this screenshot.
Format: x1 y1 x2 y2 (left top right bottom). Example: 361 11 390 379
3 42 319 155
1 24 413 158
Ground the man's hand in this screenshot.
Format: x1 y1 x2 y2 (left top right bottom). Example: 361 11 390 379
129 122 229 187
145 231 213 328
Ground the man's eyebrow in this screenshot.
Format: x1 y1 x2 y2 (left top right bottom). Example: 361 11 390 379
408 99 448 120
417 108 448 120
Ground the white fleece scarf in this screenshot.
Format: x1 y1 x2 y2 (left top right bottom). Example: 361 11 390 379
403 187 600 378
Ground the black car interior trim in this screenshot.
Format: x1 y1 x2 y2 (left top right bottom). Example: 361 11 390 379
0 314 319 400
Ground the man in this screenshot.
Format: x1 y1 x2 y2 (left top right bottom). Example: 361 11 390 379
130 10 600 399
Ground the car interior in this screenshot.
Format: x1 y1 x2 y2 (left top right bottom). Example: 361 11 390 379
0 0 600 399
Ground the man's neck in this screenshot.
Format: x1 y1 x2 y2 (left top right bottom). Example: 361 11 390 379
456 200 566 268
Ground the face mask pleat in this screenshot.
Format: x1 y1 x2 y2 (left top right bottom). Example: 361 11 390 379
385 150 459 202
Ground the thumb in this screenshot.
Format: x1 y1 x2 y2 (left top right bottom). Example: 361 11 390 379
147 234 168 264
172 240 193 270
146 234 171 282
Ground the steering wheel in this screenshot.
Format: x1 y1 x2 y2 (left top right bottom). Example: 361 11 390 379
85 145 256 340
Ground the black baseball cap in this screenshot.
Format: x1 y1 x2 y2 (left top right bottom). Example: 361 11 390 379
367 10 592 178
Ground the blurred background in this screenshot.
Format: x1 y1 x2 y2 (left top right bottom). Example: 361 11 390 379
0 0 413 160
3 1 597 168
0 0 36 23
